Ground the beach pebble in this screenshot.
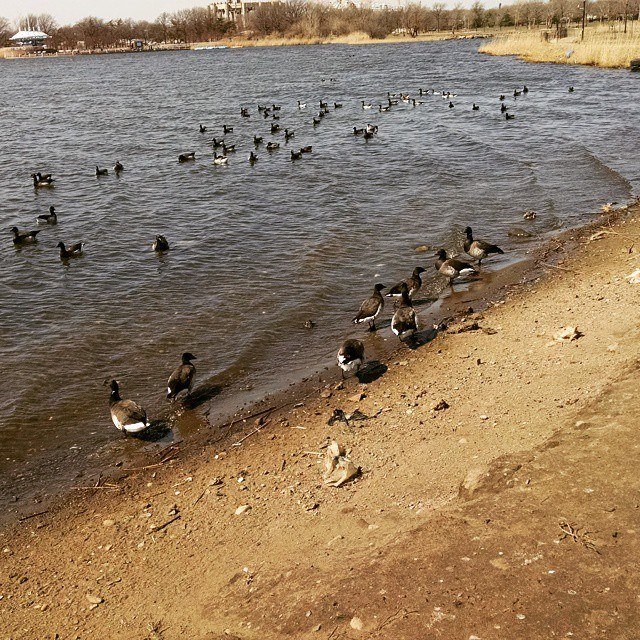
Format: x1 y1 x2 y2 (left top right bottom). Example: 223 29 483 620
85 594 103 605
350 616 364 630
235 504 251 516
102 519 114 527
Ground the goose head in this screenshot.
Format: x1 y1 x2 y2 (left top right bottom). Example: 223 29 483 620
374 283 386 292
182 352 196 364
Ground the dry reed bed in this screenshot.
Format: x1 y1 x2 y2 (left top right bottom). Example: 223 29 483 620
480 30 640 69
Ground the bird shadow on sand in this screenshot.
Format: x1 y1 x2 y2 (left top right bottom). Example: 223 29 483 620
179 381 223 410
402 327 439 350
356 360 388 383
132 420 173 442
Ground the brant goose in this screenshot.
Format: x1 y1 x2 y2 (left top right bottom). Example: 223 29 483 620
501 103 508 113
379 104 390 112
240 108 250 118
386 267 426 299
36 205 57 224
568 86 574 92
297 100 307 109
212 138 224 148
270 123 280 134
213 152 228 165
272 104 282 111
167 352 196 400
366 124 378 134
291 150 303 161
152 235 170 251
222 143 236 154
223 125 233 134
11 227 40 245
249 151 258 165
499 94 506 101
353 283 385 331
312 117 321 126
95 166 108 177
199 124 207 133
391 283 419 342
57 241 84 260
361 101 373 110
472 103 480 110
435 249 477 286
284 128 294 141
32 173 54 188
523 85 529 93
300 145 312 153
178 152 196 163
513 89 522 98
108 380 150 435
254 135 263 146
463 226 504 265
363 130 374 140
505 112 516 120
353 127 364 135
258 105 267 112
319 100 328 109
334 102 343 109
448 101 455 108
337 339 365 379
266 142 279 151
113 161 124 174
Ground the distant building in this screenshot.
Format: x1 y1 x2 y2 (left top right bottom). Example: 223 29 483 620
209 0 276 22
9 30 50 47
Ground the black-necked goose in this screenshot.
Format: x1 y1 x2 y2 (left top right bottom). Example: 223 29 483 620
505 112 515 120
96 166 108 177
272 113 280 120
213 152 228 165
317 110 325 119
114 161 124 174
32 173 54 188
353 127 364 135
501 103 508 113
167 352 196 400
178 152 195 163
300 145 312 153
337 339 365 379
353 283 385 331
266 141 279 151
363 130 374 140
379 104 390 112
297 100 307 109
11 227 40 245
312 117 321 126
36 205 57 224
271 123 280 134
448 101 454 109
152 235 169 251
391 283 419 342
523 85 529 93
108 380 150 435
499 94 506 101
222 143 235 154
57 241 84 260
223 124 233 134
249 151 258 165
212 138 224 148
291 149 302 161
284 128 294 141
254 135 263 146
334 102 343 109
472 103 480 111
568 86 574 93
386 267 426 299
199 124 207 133
463 227 504 265
258 104 267 112
272 104 281 111
513 89 522 98
361 101 373 110
366 124 378 134
240 108 250 118
320 100 328 109
435 249 477 286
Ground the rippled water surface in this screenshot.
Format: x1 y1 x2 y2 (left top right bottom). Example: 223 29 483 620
1 40 638 509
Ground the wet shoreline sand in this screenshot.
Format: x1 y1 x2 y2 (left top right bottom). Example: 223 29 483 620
2 199 640 637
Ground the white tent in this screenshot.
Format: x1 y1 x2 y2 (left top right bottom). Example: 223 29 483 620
10 30 49 42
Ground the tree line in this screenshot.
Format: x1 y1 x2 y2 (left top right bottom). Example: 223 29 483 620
1 0 639 50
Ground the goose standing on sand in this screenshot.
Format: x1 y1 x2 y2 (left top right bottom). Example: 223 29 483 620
57 241 84 260
178 152 196 163
108 380 151 435
167 352 197 401
435 249 477 286
353 283 385 331
96 166 108 177
391 283 419 342
463 227 504 265
11 227 40 245
36 206 57 224
386 267 425 299
337 339 365 379
32 173 54 188
152 235 169 251
114 161 124 174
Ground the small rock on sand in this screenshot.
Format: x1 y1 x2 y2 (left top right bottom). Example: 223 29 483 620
86 594 103 605
350 616 364 630
234 505 251 516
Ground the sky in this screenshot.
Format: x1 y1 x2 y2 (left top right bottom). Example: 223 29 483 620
0 0 492 27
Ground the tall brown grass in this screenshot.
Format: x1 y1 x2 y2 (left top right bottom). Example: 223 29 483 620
480 26 640 69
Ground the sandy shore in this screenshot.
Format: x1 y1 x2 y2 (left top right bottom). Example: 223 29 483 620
2 201 640 638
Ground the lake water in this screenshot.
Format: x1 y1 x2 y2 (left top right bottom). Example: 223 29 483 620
0 40 638 513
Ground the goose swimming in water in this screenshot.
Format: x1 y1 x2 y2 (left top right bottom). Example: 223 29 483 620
284 128 294 141
353 127 364 135
448 101 454 108
366 124 378 134
391 283 419 342
501 103 508 113
178 152 196 163
361 101 373 110
32 173 54 188
505 112 515 120
272 104 281 111
568 86 574 92
300 145 312 153
435 249 477 286
37 206 57 224
379 104 390 112
513 89 522 98
254 135 263 146
386 267 426 299
319 100 328 109
363 130 374 140
213 152 228 165
96 166 108 177
222 143 236 154
167 352 196 401
113 161 124 174
108 380 150 435
270 123 280 134
499 94 506 101
152 235 169 251
223 124 233 134
212 138 224 148
312 117 321 126
57 241 84 260
11 227 40 245
334 102 343 109
463 226 504 265
291 149 303 161
266 141 279 151
297 100 307 109
199 124 207 133
523 85 529 93
240 108 250 118
472 103 480 111
353 283 385 331
337 339 365 379
249 151 258 165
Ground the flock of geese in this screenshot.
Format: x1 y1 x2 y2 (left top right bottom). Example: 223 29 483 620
12 83 532 436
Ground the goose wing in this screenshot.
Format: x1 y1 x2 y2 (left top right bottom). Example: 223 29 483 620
474 239 504 254
354 295 382 322
111 399 148 431
168 364 195 395
392 307 418 335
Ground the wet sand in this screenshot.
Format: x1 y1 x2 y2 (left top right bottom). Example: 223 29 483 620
2 201 640 638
